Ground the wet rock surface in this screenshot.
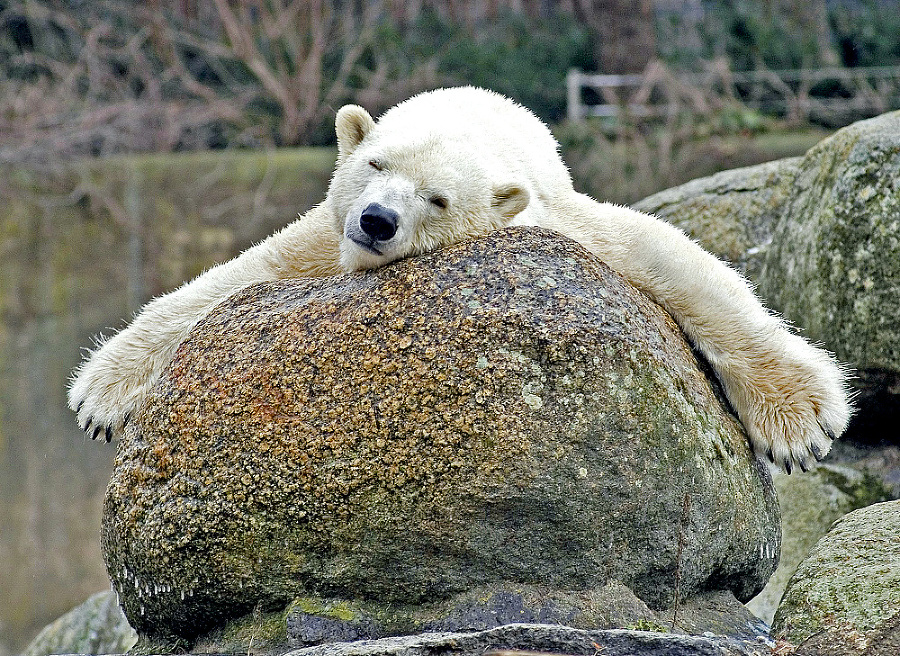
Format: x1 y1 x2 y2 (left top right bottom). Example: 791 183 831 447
102 227 778 646
279 585 767 648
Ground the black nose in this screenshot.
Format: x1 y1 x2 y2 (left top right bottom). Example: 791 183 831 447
359 203 398 241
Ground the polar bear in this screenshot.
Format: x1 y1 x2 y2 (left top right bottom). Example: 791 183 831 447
69 87 851 473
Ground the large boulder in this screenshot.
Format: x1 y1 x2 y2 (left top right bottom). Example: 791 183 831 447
772 500 900 653
102 227 779 647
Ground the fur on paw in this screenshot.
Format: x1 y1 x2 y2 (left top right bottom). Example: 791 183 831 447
68 343 148 443
733 333 852 473
68 376 134 443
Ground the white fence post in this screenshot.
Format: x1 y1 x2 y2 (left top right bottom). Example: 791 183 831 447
567 68 584 123
566 64 900 124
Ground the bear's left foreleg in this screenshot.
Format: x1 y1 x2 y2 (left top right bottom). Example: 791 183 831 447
547 196 852 472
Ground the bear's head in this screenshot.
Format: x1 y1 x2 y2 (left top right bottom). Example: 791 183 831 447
327 103 532 271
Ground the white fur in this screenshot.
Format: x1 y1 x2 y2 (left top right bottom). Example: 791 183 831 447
69 87 851 471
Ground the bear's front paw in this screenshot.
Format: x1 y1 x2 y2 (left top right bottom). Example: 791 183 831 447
735 333 852 473
67 337 154 442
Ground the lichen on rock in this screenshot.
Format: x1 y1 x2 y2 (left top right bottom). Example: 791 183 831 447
772 500 900 649
101 227 779 646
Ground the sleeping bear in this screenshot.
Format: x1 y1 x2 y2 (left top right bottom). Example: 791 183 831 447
69 87 851 473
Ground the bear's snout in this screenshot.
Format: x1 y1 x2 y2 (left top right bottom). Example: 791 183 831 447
360 203 399 242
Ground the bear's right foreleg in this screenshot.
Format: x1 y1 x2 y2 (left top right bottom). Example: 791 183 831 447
68 205 340 441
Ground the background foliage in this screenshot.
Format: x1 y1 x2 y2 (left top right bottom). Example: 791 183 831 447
3 0 900 161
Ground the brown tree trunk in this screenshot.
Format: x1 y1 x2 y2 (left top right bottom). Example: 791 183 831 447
577 0 657 74
783 0 839 67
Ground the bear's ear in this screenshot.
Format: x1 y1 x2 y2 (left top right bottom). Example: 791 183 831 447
492 184 530 221
335 105 375 163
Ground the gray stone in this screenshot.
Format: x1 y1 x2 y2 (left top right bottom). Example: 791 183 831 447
280 585 767 648
772 500 900 646
634 157 802 279
20 591 136 656
102 227 779 646
759 111 900 375
282 622 772 656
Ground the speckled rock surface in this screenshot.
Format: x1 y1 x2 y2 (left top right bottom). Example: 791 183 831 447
634 157 802 279
102 227 779 645
758 111 900 376
20 591 136 656
281 622 773 656
772 500 900 646
745 464 893 624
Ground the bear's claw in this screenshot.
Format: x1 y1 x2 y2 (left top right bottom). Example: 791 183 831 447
79 412 116 442
810 441 826 462
817 420 837 443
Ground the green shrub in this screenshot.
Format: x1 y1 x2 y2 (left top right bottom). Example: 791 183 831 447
830 0 900 67
364 8 594 124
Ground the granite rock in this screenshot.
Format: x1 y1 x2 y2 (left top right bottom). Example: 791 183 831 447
638 113 900 446
102 227 779 646
772 500 900 647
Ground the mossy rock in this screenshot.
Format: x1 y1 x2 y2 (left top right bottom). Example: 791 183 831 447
772 500 900 645
745 464 894 624
103 228 778 645
759 111 900 374
637 112 900 374
20 591 136 656
637 113 900 445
